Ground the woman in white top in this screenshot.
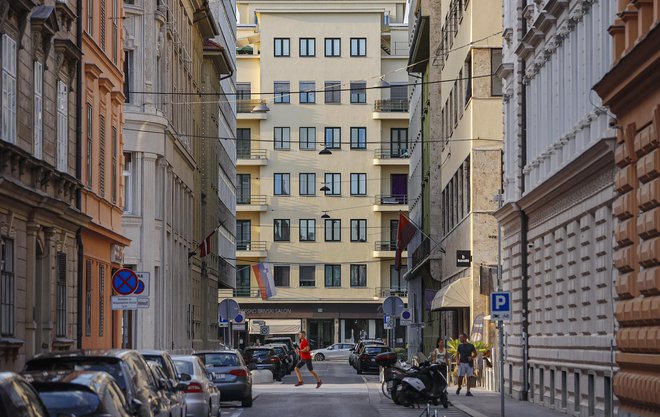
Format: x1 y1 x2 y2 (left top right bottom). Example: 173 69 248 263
431 337 449 365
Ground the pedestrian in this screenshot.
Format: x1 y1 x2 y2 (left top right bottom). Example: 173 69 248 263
294 331 322 388
455 332 477 397
431 337 449 365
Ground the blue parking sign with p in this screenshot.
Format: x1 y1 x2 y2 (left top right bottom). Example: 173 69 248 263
490 291 512 321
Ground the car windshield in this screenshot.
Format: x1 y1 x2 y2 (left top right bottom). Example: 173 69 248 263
365 347 390 354
38 390 100 415
143 355 166 371
200 353 239 367
25 360 126 391
246 350 269 359
272 347 284 355
174 360 194 377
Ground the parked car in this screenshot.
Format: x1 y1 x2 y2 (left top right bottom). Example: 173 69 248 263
140 350 187 417
147 361 187 417
173 355 221 417
23 370 133 417
193 351 252 407
349 340 385 368
356 345 393 374
23 350 167 417
312 343 355 361
0 372 49 417
264 343 294 373
264 336 298 362
243 347 285 381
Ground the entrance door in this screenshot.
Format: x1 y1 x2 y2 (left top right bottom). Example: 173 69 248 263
237 174 251 204
391 174 408 203
308 319 334 350
237 220 251 250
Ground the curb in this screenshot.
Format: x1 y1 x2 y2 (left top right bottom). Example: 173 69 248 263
451 401 489 417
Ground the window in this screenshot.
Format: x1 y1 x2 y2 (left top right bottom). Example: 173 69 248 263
274 82 290 103
236 174 251 204
237 83 251 100
350 82 366 103
324 265 341 287
86 105 93 187
237 128 251 158
112 127 118 203
56 81 68 172
56 252 67 337
299 38 315 57
390 83 408 100
112 0 118 63
299 173 316 196
299 127 316 150
87 0 93 34
1 34 17 144
34 61 43 158
464 55 472 104
324 173 341 196
350 219 367 242
390 265 408 292
123 153 132 212
299 219 316 241
350 264 367 287
299 265 315 287
274 38 290 56
274 127 290 149
391 128 408 157
274 265 290 287
491 48 503 96
299 81 315 104
325 127 341 149
123 50 132 102
274 173 290 195
324 81 341 104
99 115 106 195
99 264 105 336
274 219 290 241
1 238 14 336
236 265 250 296
325 38 341 57
325 219 341 241
237 220 251 249
350 127 366 149
351 173 367 195
350 38 366 56
85 260 92 336
100 0 106 49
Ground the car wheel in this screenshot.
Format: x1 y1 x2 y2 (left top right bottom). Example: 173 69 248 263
315 353 325 361
242 392 253 408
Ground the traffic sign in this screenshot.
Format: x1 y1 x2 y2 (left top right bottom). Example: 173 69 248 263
218 299 240 324
400 309 412 326
234 311 246 324
233 324 246 331
112 269 139 295
111 296 138 310
384 315 394 329
382 296 404 317
260 325 270 335
490 291 512 321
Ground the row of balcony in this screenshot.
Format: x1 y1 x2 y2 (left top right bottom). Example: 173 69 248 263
230 286 408 299
235 239 407 259
236 148 409 166
236 194 408 212
236 98 409 119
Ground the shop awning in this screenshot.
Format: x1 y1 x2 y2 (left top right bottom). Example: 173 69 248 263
431 277 471 310
249 319 301 335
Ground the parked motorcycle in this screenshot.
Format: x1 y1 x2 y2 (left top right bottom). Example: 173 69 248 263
393 359 449 408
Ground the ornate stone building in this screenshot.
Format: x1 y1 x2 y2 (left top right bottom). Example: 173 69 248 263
594 1 660 416
0 0 87 370
496 1 617 416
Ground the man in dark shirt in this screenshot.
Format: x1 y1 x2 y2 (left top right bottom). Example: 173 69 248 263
456 332 477 396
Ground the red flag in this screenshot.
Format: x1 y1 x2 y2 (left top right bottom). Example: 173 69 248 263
395 212 417 270
198 231 214 257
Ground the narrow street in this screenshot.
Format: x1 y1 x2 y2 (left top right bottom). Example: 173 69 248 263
220 361 470 417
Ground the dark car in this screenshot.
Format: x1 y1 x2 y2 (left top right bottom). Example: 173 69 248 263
243 347 285 381
23 350 168 417
356 345 392 374
140 350 186 417
23 370 132 417
147 361 187 417
193 350 253 407
350 340 385 368
264 344 293 374
263 337 298 362
0 372 49 417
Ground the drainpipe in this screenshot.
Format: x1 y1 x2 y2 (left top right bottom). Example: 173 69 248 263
519 56 530 402
75 0 84 350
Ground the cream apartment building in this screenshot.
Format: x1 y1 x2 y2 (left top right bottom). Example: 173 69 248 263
232 0 410 348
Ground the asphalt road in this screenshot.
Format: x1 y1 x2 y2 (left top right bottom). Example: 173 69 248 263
219 360 470 417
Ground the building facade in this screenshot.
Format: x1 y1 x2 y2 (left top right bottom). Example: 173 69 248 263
594 2 660 416
496 1 617 416
122 0 233 351
80 0 130 350
233 0 410 348
0 0 87 370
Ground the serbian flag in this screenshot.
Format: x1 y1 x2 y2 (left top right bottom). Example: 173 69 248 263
252 263 276 300
199 231 214 257
395 212 418 270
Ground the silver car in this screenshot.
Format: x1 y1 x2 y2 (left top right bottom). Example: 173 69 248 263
312 343 355 361
173 355 221 417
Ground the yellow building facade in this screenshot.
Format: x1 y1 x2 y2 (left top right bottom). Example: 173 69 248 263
232 0 410 348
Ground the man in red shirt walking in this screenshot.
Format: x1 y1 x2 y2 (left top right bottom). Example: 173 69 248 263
294 331 322 388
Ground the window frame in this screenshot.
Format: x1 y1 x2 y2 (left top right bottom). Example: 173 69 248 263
273 219 291 242
33 61 43 158
324 127 341 149
350 81 367 104
324 219 341 242
0 237 15 336
123 153 132 213
299 173 316 196
299 265 316 287
274 173 291 196
324 264 341 287
350 173 367 196
324 81 341 104
350 264 367 287
350 219 367 242
491 48 503 96
350 38 367 57
324 173 341 196
324 38 341 57
299 127 316 150
274 81 290 104
350 127 366 149
56 80 68 172
1 34 17 144
274 38 290 57
299 219 316 242
273 265 290 287
299 38 316 57
274 127 291 150
299 81 316 104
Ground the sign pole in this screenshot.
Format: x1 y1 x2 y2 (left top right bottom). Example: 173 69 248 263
497 196 505 417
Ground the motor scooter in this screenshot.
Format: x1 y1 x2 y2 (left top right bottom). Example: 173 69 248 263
394 359 449 408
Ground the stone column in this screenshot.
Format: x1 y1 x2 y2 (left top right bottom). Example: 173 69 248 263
334 318 339 343
40 227 56 351
25 222 40 358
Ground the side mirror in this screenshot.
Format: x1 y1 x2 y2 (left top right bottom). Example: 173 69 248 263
179 373 192 382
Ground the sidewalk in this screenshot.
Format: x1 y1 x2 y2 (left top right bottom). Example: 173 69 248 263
451 388 568 417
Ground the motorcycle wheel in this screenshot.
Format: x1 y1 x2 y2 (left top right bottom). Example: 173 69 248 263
441 392 449 409
391 382 403 405
381 381 392 399
432 398 440 406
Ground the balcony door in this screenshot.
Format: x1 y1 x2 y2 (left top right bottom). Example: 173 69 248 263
390 128 408 157
237 174 251 204
391 174 408 203
236 265 251 296
237 128 251 159
237 220 251 250
390 220 398 250
390 265 407 294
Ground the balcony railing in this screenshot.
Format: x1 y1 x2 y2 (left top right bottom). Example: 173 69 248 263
374 148 410 159
375 194 408 205
237 99 267 113
237 195 267 205
233 287 260 297
236 241 266 251
375 241 397 251
237 149 267 160
374 99 409 112
375 287 408 298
